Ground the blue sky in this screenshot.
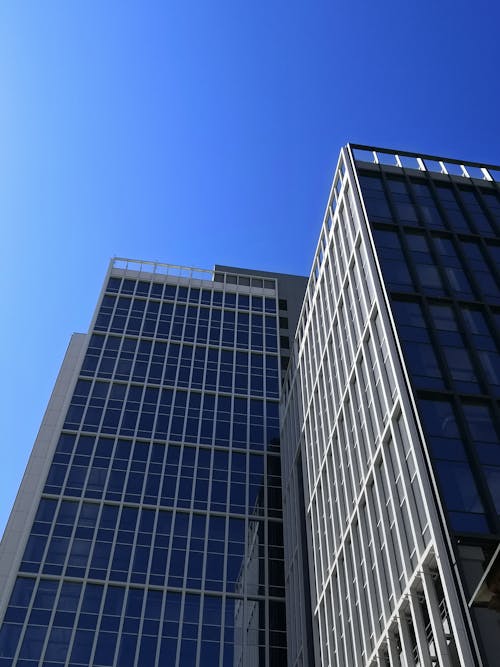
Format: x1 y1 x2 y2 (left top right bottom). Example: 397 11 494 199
1 0 500 534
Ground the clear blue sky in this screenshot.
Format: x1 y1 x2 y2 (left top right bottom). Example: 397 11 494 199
1 0 500 534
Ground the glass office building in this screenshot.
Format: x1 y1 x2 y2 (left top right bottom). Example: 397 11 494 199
0 261 307 667
2 144 500 667
281 145 500 666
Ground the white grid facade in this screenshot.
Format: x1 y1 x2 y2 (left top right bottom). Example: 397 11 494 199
281 147 477 667
0 261 306 667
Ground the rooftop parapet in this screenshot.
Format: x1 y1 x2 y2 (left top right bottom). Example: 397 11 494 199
111 257 278 290
350 143 500 182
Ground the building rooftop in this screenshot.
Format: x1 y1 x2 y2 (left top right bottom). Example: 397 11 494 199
350 142 500 182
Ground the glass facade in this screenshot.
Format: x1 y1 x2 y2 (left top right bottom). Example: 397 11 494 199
281 146 500 667
0 263 306 667
361 167 500 538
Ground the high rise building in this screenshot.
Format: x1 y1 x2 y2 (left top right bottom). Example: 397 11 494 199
0 260 307 666
281 145 500 666
2 144 500 667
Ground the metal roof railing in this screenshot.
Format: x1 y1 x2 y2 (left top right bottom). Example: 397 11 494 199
350 143 500 183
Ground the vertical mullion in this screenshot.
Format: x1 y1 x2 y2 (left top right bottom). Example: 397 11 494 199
408 592 433 667
421 570 453 667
